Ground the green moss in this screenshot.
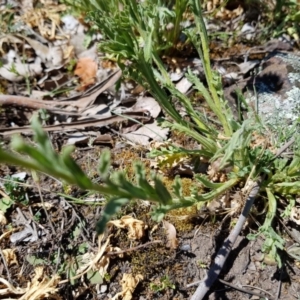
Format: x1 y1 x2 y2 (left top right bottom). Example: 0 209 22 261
166 205 199 232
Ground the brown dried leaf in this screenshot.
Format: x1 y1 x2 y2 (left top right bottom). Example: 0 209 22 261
108 216 147 240
0 266 61 299
112 273 143 300
163 220 178 249
69 234 114 282
74 57 98 91
0 211 7 225
2 249 18 266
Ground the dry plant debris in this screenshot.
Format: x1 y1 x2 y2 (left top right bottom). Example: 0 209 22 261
74 57 98 91
108 215 148 240
62 234 123 284
0 266 60 300
2 248 18 266
111 273 144 300
163 220 178 250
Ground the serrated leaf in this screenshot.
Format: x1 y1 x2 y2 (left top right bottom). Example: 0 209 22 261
172 176 183 198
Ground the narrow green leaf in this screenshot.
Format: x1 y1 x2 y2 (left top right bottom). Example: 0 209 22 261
264 188 277 228
272 181 300 195
96 198 130 234
98 149 111 180
153 176 172 205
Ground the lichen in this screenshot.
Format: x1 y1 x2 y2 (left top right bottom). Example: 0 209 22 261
246 52 300 136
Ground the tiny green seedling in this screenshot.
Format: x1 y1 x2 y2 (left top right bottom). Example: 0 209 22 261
150 275 175 292
2 175 28 206
197 260 207 269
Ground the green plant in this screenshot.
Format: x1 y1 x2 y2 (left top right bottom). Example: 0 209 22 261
33 210 42 222
265 0 300 39
0 4 16 33
1 0 300 271
0 115 199 229
197 260 207 269
82 0 235 158
2 175 28 205
64 0 189 56
150 275 175 292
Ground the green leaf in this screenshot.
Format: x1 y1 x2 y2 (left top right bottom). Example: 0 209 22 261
264 188 277 228
96 198 130 234
26 255 47 266
89 0 102 10
195 175 229 189
69 265 77 285
172 176 183 199
271 181 300 195
0 198 14 213
98 149 111 180
153 176 172 205
194 177 239 203
287 152 300 176
87 270 103 284
78 242 89 254
73 223 82 239
144 24 154 62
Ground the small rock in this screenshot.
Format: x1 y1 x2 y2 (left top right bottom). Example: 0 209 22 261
100 284 107 293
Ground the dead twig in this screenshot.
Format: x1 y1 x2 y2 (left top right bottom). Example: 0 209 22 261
0 69 122 114
190 180 261 300
190 137 295 300
218 278 274 299
0 112 151 135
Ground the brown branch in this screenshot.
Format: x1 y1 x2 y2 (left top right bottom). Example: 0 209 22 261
190 180 261 300
189 137 295 300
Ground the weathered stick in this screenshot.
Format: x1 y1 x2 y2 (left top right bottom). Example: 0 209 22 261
190 180 261 300
190 137 295 300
